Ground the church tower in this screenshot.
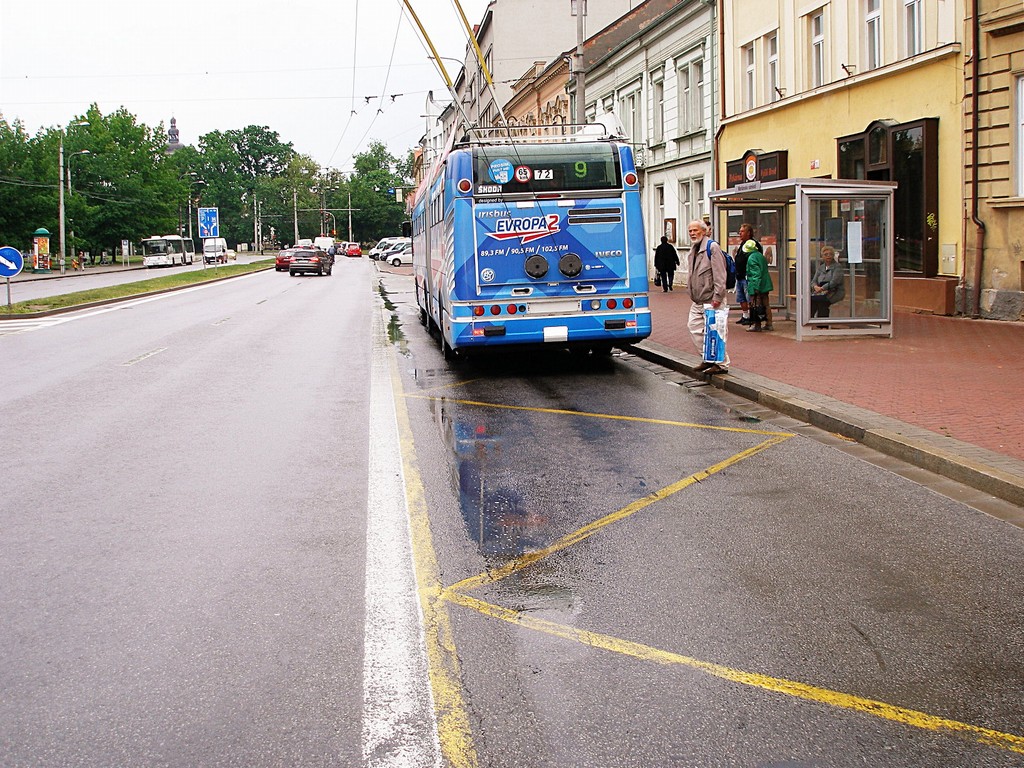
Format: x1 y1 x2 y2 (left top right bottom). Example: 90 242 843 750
166 117 183 154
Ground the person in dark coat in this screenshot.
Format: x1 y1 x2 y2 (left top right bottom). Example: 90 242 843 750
653 236 679 292
734 223 761 325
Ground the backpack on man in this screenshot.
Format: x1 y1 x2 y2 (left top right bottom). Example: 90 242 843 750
706 239 736 290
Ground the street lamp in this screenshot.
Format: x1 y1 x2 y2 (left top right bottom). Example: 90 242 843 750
66 149 91 268
187 180 205 241
58 121 89 269
178 172 205 240
67 150 90 194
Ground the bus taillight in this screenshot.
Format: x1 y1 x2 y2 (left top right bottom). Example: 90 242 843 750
490 305 501 315
624 172 638 186
473 306 485 317
506 304 518 314
457 179 473 194
606 299 618 309
623 298 634 309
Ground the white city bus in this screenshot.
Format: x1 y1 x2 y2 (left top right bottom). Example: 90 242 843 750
141 235 196 267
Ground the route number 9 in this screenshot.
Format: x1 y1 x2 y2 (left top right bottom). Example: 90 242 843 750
574 161 588 179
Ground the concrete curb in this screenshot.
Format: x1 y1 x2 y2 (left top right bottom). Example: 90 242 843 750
628 339 1024 508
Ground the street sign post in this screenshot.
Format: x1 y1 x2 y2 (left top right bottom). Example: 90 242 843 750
0 245 26 311
197 208 219 269
197 207 219 239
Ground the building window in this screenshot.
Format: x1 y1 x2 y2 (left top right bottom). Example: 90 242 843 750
620 90 642 141
652 76 664 144
692 59 705 130
865 0 881 70
655 184 665 234
677 54 705 133
903 0 923 57
765 32 780 102
680 180 690 235
679 177 706 240
743 43 756 110
809 10 825 88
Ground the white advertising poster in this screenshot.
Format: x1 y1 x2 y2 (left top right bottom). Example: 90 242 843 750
846 221 863 264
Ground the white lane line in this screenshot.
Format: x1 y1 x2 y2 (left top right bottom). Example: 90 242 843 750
363 302 441 768
122 347 168 366
0 272 267 335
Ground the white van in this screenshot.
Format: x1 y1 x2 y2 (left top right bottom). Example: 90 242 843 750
313 236 335 253
203 237 229 264
370 237 403 260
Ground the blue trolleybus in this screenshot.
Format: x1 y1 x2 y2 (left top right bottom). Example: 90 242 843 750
410 120 651 359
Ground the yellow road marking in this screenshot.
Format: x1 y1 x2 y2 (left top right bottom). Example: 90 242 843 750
405 394 794 436
394 366 1024 759
445 591 1024 756
391 356 479 768
448 435 792 594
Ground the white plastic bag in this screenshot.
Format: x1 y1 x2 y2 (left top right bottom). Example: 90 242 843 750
703 305 727 363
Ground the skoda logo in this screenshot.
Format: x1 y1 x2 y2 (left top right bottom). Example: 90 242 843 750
481 268 496 283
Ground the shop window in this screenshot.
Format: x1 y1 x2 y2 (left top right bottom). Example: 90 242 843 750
837 118 937 276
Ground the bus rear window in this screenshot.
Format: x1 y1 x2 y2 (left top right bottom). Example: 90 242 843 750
472 143 621 195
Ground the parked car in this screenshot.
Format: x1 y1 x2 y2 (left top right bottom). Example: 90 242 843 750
345 242 362 257
369 237 404 259
289 247 333 276
378 237 411 260
385 241 412 267
275 249 294 271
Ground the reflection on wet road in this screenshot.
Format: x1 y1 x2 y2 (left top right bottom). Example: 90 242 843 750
378 272 1024 767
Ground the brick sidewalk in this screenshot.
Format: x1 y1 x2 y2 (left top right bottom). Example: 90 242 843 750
646 289 1024 462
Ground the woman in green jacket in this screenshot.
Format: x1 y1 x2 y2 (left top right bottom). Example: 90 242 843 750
743 239 774 332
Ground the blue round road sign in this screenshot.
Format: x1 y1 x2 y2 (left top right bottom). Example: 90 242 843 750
0 246 25 278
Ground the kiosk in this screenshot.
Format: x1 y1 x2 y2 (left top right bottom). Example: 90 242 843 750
710 178 896 340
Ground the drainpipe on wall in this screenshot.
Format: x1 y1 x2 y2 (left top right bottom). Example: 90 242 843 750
714 0 724 191
969 0 987 319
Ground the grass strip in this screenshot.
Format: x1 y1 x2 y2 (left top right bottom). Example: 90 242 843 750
2 261 274 315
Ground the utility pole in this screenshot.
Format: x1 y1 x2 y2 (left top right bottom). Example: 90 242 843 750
293 189 299 244
573 0 587 124
58 139 66 268
348 190 353 243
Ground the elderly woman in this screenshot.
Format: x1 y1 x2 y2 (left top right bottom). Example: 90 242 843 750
810 245 845 318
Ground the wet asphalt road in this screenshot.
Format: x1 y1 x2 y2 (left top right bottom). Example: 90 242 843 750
1 260 1022 766
380 269 1024 767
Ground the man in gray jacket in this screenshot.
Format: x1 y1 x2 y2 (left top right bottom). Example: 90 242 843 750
686 219 731 374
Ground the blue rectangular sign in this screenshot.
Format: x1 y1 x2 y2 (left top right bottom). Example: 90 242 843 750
198 207 219 239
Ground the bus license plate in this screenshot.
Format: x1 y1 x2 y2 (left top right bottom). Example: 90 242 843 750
531 299 579 315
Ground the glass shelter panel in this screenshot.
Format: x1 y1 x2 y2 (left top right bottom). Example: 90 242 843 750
805 196 889 323
718 207 786 310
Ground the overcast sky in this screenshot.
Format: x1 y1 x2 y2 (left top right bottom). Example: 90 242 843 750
0 0 490 172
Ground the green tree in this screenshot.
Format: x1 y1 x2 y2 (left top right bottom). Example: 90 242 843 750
192 127 296 246
345 141 411 243
72 105 179 255
0 117 48 251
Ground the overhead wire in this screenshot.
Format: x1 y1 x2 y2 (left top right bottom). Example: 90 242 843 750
337 4 407 168
322 0 363 170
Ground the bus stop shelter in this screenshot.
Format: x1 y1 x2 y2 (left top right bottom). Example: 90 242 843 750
709 178 896 340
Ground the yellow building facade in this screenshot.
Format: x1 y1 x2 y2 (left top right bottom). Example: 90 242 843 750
719 0 964 315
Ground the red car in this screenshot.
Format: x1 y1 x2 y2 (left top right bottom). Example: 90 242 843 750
345 242 362 257
275 250 293 271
